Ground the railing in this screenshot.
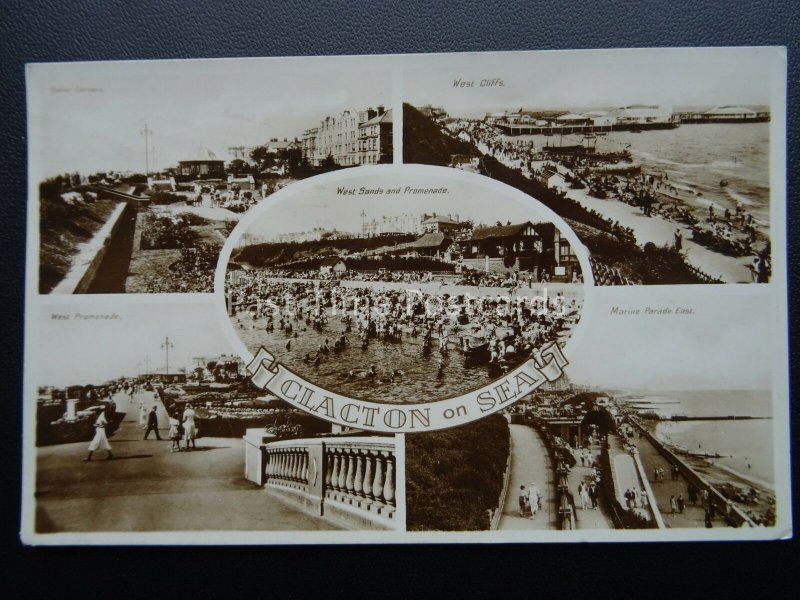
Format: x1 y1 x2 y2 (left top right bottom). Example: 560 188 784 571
625 417 755 527
245 431 397 530
589 256 639 286
510 414 576 529
685 263 724 284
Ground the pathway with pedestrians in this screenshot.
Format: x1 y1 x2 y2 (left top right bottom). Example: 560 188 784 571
35 390 340 533
630 433 710 528
498 424 557 530
568 442 614 529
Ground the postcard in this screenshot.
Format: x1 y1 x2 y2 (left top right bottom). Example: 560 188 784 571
22 47 790 544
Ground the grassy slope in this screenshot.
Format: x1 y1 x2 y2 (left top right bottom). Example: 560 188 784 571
39 197 119 293
406 414 510 531
402 103 704 284
232 234 417 269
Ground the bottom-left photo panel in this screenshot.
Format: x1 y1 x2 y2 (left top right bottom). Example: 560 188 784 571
25 302 402 540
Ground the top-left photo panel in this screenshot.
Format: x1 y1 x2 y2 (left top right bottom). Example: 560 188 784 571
27 58 394 294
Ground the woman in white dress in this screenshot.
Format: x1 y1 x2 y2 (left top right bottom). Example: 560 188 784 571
138 400 147 429
83 406 114 461
182 404 198 450
579 481 590 509
528 482 541 518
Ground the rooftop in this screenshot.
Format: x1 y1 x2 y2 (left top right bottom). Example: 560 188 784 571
414 232 448 248
468 221 535 241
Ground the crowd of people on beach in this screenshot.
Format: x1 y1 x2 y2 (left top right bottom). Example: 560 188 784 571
227 270 582 379
444 118 770 281
240 268 442 284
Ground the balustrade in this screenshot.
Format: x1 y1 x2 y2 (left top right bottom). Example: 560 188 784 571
264 446 310 489
258 436 397 528
323 444 396 510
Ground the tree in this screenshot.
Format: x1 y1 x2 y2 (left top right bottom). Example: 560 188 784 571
250 146 277 171
227 159 252 175
278 147 303 168
320 154 338 168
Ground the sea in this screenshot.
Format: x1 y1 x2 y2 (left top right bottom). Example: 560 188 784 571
620 389 774 488
499 122 771 234
232 281 583 404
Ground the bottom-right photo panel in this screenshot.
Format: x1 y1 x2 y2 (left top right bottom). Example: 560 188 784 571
406 290 785 536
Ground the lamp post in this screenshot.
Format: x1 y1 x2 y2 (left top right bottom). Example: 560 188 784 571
141 123 153 176
161 336 174 377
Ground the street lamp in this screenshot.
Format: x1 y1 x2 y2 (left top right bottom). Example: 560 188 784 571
161 336 174 377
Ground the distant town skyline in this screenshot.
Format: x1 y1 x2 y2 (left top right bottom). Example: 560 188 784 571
242 172 562 241
29 59 391 179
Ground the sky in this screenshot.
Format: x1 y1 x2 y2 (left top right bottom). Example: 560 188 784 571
404 47 777 118
28 58 391 178
36 303 234 386
244 170 558 239
27 48 778 178
568 290 772 391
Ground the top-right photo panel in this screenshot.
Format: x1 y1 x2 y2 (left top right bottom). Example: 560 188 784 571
403 48 784 285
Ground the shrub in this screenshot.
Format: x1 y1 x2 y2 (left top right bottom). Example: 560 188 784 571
406 414 510 531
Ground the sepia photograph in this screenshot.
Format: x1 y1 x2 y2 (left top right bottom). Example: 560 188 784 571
26 303 400 538
406 292 780 533
403 48 780 285
29 59 392 294
223 169 587 404
21 47 790 545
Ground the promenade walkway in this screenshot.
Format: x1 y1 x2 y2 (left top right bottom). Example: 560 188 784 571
629 432 710 528
568 442 614 529
34 390 340 533
475 140 752 283
498 424 556 530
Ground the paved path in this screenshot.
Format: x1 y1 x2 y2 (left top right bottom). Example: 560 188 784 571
498 424 557 530
568 443 614 529
630 433 711 528
35 391 340 533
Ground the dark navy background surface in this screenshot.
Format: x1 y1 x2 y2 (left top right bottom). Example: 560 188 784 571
1 0 797 594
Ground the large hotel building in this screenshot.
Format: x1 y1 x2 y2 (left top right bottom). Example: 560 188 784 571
302 106 393 167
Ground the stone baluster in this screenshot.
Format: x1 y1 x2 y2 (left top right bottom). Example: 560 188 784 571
345 451 356 495
372 453 385 502
322 449 333 492
293 451 301 481
301 452 308 483
329 451 340 491
353 451 364 497
362 452 374 500
289 453 297 481
275 452 282 479
266 452 274 478
337 449 348 491
383 454 395 506
280 451 288 479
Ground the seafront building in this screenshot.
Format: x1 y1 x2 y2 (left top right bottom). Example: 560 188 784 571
178 147 226 177
360 212 462 237
302 107 393 167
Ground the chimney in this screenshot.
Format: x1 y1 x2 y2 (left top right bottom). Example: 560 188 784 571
377 105 385 116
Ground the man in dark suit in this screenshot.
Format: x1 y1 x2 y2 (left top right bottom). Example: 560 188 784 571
144 406 161 440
